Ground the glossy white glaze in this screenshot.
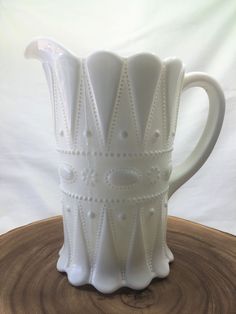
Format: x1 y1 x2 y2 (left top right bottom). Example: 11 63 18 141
25 38 225 293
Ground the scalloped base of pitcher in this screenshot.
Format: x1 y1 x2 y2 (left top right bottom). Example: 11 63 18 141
56 252 173 293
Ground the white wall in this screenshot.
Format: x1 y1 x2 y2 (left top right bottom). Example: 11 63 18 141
0 0 236 234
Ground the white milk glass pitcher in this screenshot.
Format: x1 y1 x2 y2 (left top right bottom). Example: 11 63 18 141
25 38 225 293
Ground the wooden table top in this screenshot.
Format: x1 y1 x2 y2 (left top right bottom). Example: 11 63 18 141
0 216 235 314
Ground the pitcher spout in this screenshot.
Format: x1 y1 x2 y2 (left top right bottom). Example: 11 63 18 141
25 38 81 147
24 37 78 63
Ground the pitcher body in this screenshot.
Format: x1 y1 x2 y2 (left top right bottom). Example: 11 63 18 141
25 39 225 293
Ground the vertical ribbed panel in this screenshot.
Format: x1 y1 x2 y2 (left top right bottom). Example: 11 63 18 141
91 209 122 293
128 54 162 139
86 52 123 143
152 199 170 278
57 206 71 272
55 55 81 143
126 210 152 289
164 58 184 141
67 205 90 286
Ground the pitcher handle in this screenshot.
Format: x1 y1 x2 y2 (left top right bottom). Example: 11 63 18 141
168 72 225 198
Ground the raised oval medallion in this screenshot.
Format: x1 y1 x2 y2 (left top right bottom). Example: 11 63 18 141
59 164 77 183
106 168 140 188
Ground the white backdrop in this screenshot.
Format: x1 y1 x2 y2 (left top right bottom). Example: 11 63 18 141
0 0 236 235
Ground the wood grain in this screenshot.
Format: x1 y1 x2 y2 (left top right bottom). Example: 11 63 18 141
0 216 235 314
